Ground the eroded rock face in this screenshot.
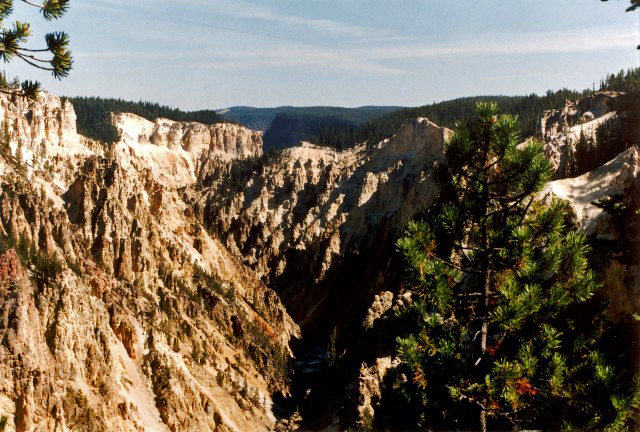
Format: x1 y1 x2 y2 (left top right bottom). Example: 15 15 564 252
112 113 263 188
538 91 622 178
356 356 401 428
114 113 262 159
546 146 639 234
195 118 452 329
0 93 297 432
0 92 80 151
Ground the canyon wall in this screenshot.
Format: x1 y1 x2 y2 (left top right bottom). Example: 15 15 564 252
0 93 296 432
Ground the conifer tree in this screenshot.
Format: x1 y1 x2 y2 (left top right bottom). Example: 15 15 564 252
575 129 590 175
0 120 9 154
14 138 22 166
0 0 72 99
564 141 577 178
394 102 637 431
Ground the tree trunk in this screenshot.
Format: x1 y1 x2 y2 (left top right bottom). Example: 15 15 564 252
480 266 491 432
480 408 488 432
479 145 491 432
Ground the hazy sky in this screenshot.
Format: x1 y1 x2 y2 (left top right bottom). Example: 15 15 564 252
8 0 640 109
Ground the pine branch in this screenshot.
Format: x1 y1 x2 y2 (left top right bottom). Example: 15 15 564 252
0 87 27 97
425 249 469 273
15 52 54 71
17 46 50 53
19 0 42 8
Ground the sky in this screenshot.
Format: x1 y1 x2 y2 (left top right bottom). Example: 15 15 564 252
7 0 640 110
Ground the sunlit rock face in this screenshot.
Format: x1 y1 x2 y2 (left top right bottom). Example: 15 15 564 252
538 91 622 178
193 118 452 329
0 93 297 432
112 113 263 188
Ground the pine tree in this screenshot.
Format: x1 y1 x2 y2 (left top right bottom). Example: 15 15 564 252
575 129 590 175
0 120 9 154
564 141 577 178
0 0 72 99
38 138 47 162
394 102 635 431
14 139 22 167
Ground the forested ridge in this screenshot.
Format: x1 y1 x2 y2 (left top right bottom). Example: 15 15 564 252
67 96 230 143
566 91 640 177
311 68 640 150
263 106 401 150
65 69 639 150
218 106 295 132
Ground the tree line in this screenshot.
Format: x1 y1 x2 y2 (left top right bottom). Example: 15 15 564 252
310 68 640 150
564 89 640 178
67 96 231 144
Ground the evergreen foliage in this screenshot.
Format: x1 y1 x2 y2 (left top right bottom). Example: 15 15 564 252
264 106 400 150
312 91 588 150
601 0 640 14
0 0 72 99
571 89 640 177
67 96 229 144
599 69 640 92
313 68 640 150
218 106 294 131
393 102 637 431
0 223 63 287
592 189 640 271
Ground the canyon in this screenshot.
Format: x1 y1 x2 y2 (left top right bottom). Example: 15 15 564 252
0 88 636 431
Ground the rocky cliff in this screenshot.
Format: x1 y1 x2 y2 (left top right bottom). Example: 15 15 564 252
112 113 262 188
546 146 640 318
193 118 452 332
342 95 640 428
538 91 629 178
0 93 296 432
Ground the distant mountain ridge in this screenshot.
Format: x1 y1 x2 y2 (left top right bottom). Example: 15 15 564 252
218 105 402 150
217 105 401 134
216 106 294 132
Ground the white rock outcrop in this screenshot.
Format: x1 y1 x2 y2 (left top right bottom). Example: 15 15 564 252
113 113 262 188
546 146 639 234
538 91 621 178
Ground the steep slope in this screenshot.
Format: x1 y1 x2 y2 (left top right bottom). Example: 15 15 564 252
546 146 640 318
546 146 639 233
69 96 227 144
343 100 640 429
0 86 636 431
193 118 451 333
112 113 262 188
0 93 297 432
538 91 622 178
218 106 401 142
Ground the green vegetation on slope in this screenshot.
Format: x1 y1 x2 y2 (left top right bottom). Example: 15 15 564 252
312 92 587 149
217 106 295 132
219 106 401 141
67 96 229 144
263 106 401 150
312 68 640 150
391 102 639 431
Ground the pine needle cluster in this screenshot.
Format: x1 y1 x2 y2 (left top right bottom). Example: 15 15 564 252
0 0 72 99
